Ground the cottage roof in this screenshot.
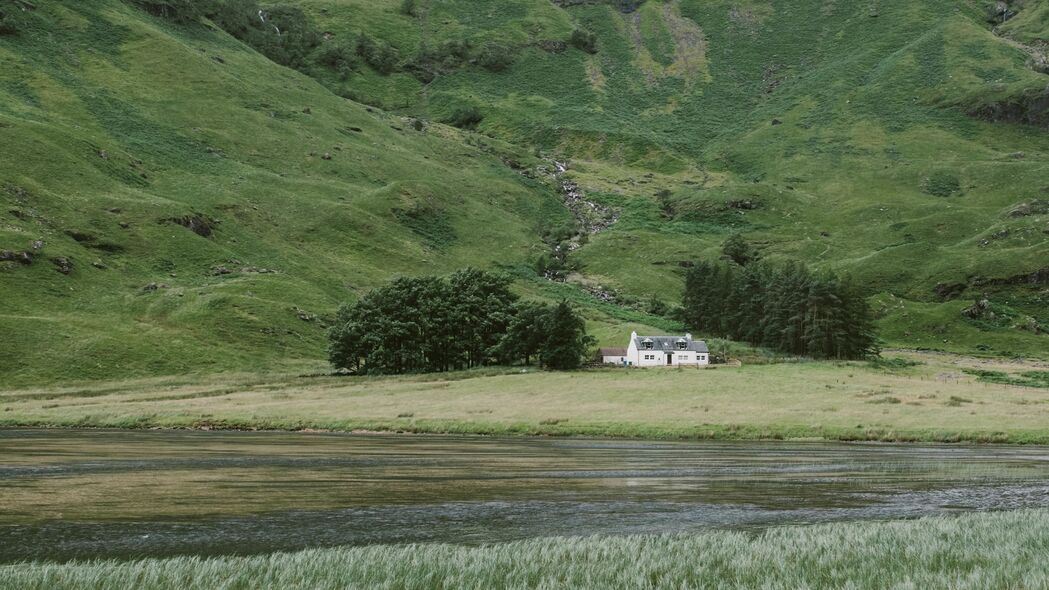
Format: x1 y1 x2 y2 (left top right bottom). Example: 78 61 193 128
599 347 627 356
633 335 709 353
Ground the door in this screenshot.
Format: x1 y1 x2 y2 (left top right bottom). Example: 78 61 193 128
666 353 673 365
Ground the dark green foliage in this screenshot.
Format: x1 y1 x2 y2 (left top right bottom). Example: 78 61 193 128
645 295 669 317
496 301 553 366
539 301 596 370
963 368 1049 388
611 0 647 12
256 6 320 69
400 0 417 17
568 28 597 54
922 172 962 197
130 0 202 23
0 0 34 34
869 356 924 370
161 1 326 70
498 299 594 370
142 1 372 76
328 269 515 374
356 34 399 75
409 39 472 81
477 42 516 72
683 260 879 359
328 271 594 374
443 105 484 129
392 204 456 249
721 233 759 266
312 41 357 80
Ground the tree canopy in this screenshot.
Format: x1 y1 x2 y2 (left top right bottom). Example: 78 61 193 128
683 259 878 359
328 269 593 374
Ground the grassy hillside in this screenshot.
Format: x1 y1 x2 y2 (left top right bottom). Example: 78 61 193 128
1 0 1048 385
301 0 1049 356
0 0 600 384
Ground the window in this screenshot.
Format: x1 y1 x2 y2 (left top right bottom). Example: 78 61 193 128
678 342 686 350
699 355 706 361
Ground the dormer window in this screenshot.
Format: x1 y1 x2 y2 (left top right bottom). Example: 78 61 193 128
642 338 653 350
677 339 687 350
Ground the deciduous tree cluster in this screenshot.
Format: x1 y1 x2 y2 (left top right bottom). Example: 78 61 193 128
328 269 594 374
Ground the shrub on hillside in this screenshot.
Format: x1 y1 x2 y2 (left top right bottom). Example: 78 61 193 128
922 171 961 197
356 34 399 74
569 28 598 54
443 105 484 129
400 0 417 17
721 233 760 266
130 0 202 23
0 0 33 35
312 41 357 79
410 39 472 80
0 16 16 35
206 0 259 38
258 6 321 69
477 42 516 72
201 1 322 69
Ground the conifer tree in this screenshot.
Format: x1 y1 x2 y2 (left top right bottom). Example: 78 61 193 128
539 301 595 370
680 258 877 360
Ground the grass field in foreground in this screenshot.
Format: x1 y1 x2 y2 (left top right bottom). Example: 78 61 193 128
3 352 1049 443
4 510 1049 590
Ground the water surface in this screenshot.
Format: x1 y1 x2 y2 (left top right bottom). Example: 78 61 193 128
1 429 1048 562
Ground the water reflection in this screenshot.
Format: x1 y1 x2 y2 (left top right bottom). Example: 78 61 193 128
1 429 1048 562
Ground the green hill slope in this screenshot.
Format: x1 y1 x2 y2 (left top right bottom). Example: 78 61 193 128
1 0 1048 385
0 0 582 384
300 0 1049 357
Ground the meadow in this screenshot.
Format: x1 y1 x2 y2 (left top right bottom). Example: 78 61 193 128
4 509 1049 589
3 352 1049 443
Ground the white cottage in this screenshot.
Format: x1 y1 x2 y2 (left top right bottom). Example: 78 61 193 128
601 332 710 367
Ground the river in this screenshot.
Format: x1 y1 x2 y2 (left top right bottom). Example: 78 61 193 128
1 429 1048 562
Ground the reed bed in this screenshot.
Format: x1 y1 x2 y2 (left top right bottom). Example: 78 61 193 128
3 510 1048 589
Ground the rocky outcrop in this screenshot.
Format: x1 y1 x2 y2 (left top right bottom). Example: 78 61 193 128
972 266 1049 288
0 249 33 265
553 160 619 237
51 256 73 274
969 88 1049 129
0 240 43 267
161 214 217 238
962 295 993 320
1008 199 1049 218
210 261 278 276
988 0 1021 24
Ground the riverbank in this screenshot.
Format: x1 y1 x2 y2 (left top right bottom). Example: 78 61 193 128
2 352 1048 444
4 509 1048 589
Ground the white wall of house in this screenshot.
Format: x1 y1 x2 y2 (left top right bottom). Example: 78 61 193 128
626 331 709 368
601 354 628 365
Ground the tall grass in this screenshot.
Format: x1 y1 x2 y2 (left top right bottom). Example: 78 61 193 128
4 510 1049 589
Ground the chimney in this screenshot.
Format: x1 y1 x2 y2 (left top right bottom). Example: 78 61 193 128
685 333 692 341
